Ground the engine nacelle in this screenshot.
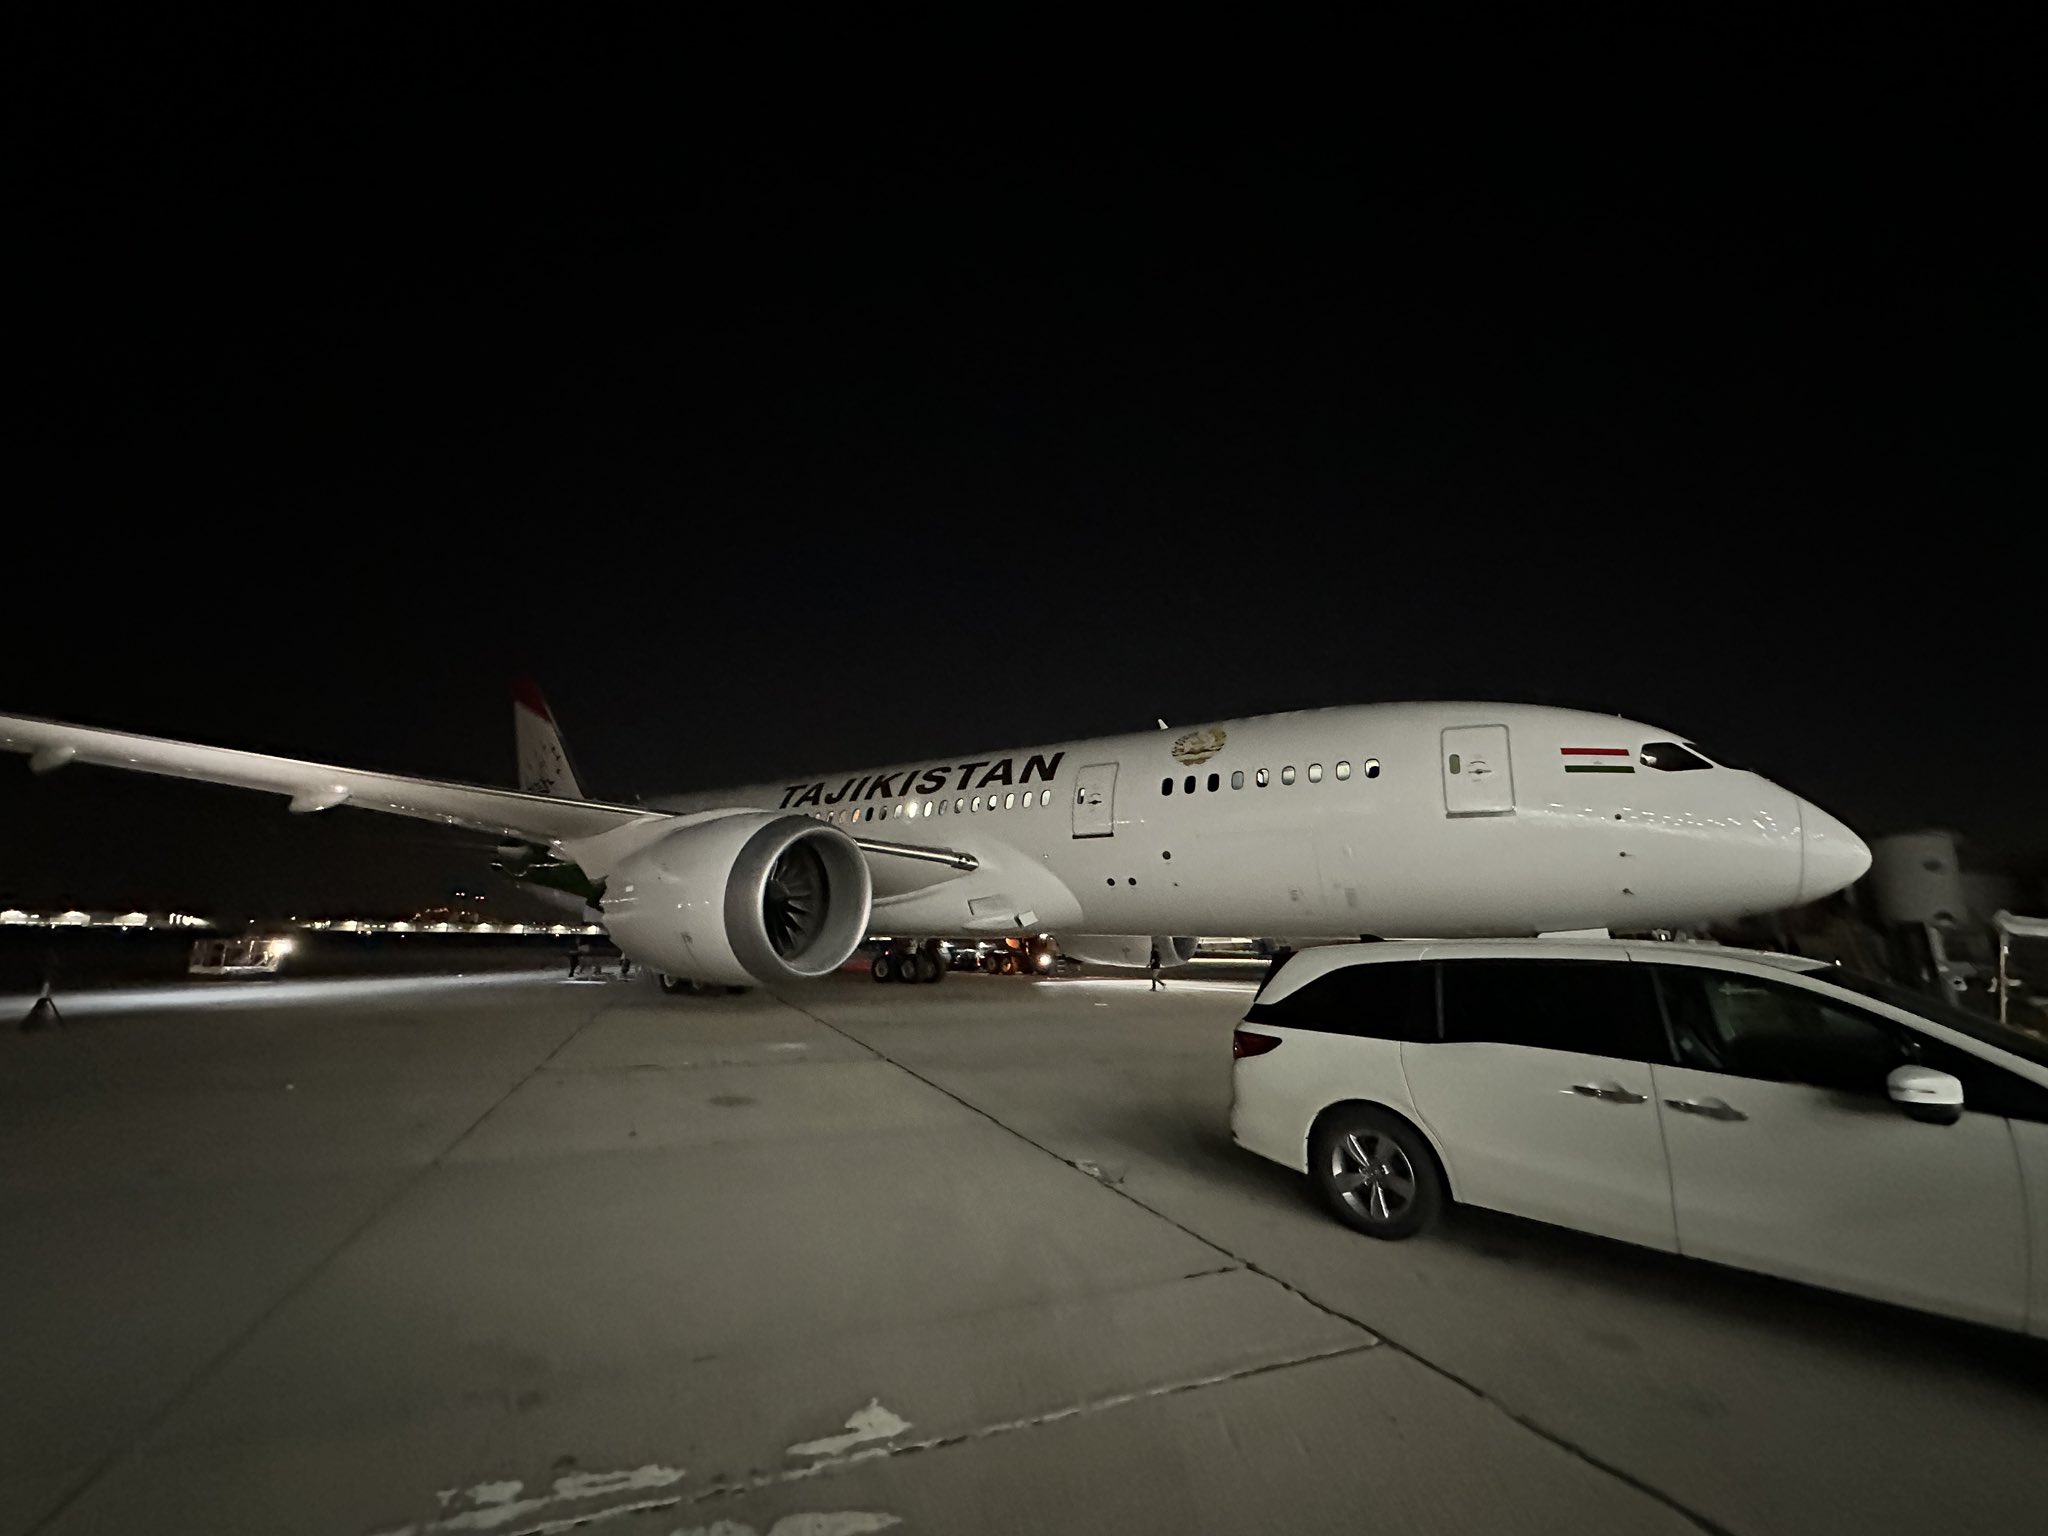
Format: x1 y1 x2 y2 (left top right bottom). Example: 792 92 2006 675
1057 934 1199 969
602 814 872 987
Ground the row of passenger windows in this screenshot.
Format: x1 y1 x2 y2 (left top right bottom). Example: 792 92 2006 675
812 787 1057 825
1162 757 1380 796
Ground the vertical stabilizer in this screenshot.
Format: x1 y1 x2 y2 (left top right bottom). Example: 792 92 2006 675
513 679 587 800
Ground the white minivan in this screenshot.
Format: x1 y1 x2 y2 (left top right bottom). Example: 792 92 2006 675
1230 940 2048 1333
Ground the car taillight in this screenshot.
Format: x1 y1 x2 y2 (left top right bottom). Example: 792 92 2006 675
1233 1028 1282 1059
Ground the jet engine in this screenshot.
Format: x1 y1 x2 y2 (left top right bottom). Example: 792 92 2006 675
1057 934 1199 968
601 813 872 987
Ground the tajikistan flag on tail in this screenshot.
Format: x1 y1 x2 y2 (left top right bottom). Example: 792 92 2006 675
1561 746 1634 774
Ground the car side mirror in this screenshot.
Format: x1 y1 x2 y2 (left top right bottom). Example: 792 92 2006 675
1887 1065 1963 1126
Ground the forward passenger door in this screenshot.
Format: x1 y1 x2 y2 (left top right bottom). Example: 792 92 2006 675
1071 763 1117 838
1402 960 1677 1249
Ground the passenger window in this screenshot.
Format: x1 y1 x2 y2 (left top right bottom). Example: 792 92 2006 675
1308 763 1323 783
1656 969 1904 1092
1041 789 1052 807
1335 761 1350 780
1004 792 1016 809
1231 770 1244 789
1640 741 1713 772
1281 766 1296 785
1365 759 1380 779
1162 777 1173 795
1245 960 1437 1041
954 797 965 813
1440 960 1668 1061
1256 768 1269 788
1207 772 1219 792
923 799 934 817
1183 775 1196 794
971 796 981 812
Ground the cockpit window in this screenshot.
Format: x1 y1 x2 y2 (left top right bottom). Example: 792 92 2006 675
1640 741 1713 772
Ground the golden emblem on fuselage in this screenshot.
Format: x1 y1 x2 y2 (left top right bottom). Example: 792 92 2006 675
1170 727 1227 766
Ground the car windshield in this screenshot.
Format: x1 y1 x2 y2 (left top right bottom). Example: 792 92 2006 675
1813 966 2048 1069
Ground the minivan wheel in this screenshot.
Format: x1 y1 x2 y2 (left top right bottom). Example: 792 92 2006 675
1311 1108 1442 1240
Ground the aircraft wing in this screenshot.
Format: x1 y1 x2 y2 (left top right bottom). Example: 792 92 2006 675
0 712 654 847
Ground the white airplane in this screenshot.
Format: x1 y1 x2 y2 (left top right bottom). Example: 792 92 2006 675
0 700 1870 990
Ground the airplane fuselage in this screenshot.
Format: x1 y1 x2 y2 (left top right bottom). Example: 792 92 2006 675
640 702 1866 941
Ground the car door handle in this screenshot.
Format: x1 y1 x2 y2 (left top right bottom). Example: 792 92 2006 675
1564 1082 1647 1105
1664 1096 1747 1122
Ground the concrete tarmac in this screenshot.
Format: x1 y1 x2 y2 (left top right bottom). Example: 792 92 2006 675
3 968 2044 1535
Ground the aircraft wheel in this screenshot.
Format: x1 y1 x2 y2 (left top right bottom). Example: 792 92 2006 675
915 952 940 983
982 953 1002 975
1001 955 1018 975
872 953 893 983
659 973 689 995
896 955 922 982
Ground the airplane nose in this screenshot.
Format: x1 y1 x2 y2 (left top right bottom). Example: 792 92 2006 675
1798 800 1873 904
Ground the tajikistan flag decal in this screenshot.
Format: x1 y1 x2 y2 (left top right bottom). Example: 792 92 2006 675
1561 747 1634 774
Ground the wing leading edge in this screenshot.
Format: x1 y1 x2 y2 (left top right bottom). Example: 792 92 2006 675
0 712 653 848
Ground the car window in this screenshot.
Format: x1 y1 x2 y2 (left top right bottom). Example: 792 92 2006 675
1811 966 2048 1071
1245 960 1437 1042
1657 968 1905 1093
1438 960 1668 1060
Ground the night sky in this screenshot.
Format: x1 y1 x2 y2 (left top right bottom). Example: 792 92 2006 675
8 19 2041 916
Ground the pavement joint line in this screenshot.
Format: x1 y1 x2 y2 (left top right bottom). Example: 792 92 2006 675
23 989 622 1536
493 1492 688 1536
784 991 1735 1536
684 1340 1377 1506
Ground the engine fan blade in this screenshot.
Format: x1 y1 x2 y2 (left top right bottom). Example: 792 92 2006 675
762 840 831 958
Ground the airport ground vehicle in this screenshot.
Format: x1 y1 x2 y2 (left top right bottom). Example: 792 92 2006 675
871 934 1059 982
1231 940 2048 1334
188 933 294 977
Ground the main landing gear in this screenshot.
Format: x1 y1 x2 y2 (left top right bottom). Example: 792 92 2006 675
657 974 749 997
872 941 944 984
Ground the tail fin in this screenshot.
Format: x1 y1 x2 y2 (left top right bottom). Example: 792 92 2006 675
513 679 587 800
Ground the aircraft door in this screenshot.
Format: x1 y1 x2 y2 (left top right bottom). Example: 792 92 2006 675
1072 763 1117 838
1442 725 1514 817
